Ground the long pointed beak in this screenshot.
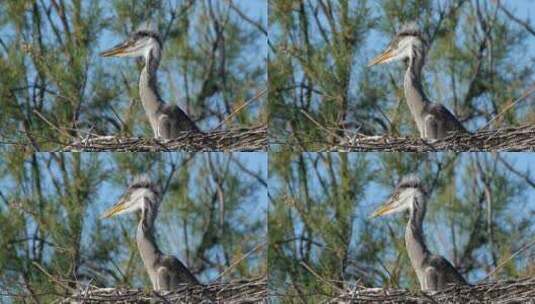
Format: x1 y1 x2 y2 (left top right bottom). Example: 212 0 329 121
370 203 393 218
370 197 396 218
99 41 132 57
100 199 127 219
368 49 395 67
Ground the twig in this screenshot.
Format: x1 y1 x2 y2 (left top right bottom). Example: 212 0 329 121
31 262 75 293
322 125 535 151
480 238 535 282
494 0 535 36
213 88 267 131
479 84 535 131
300 261 343 293
58 277 266 303
62 126 267 152
328 277 535 303
224 0 267 36
32 110 73 139
299 109 343 142
214 241 266 281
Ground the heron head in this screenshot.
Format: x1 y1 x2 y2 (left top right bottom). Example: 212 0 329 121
100 175 160 219
370 174 423 218
99 30 162 59
368 22 425 67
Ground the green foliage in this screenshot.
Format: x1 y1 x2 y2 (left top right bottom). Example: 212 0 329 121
269 0 535 150
0 153 266 302
0 0 266 150
269 152 535 302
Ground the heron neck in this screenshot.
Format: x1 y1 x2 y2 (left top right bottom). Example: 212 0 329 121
139 50 163 130
405 196 430 272
137 199 161 272
404 48 428 119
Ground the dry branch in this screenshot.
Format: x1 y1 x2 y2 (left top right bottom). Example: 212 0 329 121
62 125 267 152
329 277 535 304
58 277 266 304
329 125 535 152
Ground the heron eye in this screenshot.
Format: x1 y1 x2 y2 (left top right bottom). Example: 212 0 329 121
390 39 400 49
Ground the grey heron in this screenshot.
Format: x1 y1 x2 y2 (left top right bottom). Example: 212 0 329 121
369 23 467 139
100 28 200 139
101 175 199 290
370 175 467 291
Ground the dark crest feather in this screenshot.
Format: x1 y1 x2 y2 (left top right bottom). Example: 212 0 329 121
134 30 162 46
396 22 424 40
397 174 422 189
129 175 160 195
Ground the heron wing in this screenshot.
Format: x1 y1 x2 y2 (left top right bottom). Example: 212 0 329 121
156 266 171 290
160 255 200 286
157 114 172 139
427 103 468 134
160 104 200 133
424 115 438 139
428 255 467 285
423 266 439 291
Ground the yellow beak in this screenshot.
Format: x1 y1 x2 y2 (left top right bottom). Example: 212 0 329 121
99 42 132 57
100 200 127 219
370 200 395 218
368 49 395 67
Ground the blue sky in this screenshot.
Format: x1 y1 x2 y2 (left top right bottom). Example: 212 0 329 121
91 152 267 216
266 1 535 135
0 152 267 286
92 0 267 131
100 153 266 283
269 152 535 285
0 153 266 303
237 0 266 19
365 1 535 129
2 0 535 295
364 0 535 57
358 153 535 282
89 152 268 282
0 1 268 134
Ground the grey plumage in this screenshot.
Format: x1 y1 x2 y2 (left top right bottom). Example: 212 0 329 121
100 28 200 139
101 175 199 290
396 174 423 190
369 23 467 139
371 175 467 291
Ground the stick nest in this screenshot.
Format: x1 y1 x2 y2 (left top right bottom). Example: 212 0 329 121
330 277 535 303
60 277 266 303
62 125 267 152
331 125 535 151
